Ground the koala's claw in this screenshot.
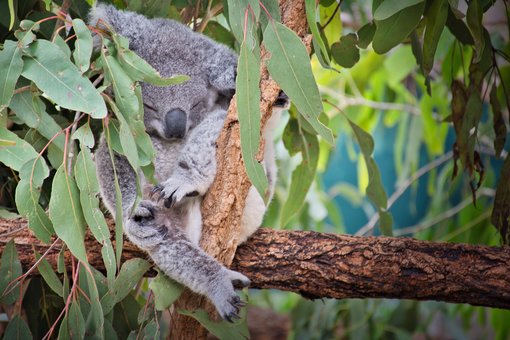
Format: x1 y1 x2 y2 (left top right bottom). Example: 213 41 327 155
221 295 246 323
150 177 200 208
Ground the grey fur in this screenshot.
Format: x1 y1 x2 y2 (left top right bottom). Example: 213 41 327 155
91 4 286 320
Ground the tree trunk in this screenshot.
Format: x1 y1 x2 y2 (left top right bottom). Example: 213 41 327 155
1 218 510 310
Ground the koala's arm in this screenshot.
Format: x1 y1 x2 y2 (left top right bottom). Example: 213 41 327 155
95 136 138 217
153 109 227 206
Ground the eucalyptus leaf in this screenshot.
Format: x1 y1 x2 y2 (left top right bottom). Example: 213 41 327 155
49 164 88 263
237 42 268 201
149 272 184 310
466 0 484 62
113 258 150 303
0 40 23 111
373 0 424 21
3 315 33 340
35 252 63 297
180 309 249 340
21 40 107 118
0 240 22 304
264 22 334 145
373 2 426 54
72 19 93 73
331 34 360 68
423 0 448 75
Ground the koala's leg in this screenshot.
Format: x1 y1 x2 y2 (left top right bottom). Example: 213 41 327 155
95 136 138 217
151 109 226 208
125 204 250 322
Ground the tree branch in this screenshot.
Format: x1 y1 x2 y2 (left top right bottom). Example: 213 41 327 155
1 218 510 310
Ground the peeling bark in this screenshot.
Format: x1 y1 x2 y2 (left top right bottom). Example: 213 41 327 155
1 219 510 310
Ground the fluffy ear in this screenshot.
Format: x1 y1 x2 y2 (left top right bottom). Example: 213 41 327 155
203 45 238 93
88 3 154 50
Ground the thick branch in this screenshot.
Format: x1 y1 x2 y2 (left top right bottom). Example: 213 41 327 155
1 218 509 310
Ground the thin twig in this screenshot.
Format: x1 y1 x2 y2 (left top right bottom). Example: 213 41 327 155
319 0 342 32
394 188 495 236
320 85 423 117
356 151 454 236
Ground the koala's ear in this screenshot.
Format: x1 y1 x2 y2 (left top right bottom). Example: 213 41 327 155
203 44 238 93
88 4 152 50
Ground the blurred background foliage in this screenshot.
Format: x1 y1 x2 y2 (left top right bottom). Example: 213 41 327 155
0 0 509 338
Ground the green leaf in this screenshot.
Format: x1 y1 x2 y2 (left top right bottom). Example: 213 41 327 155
305 0 331 67
373 0 424 21
83 264 105 336
113 259 150 303
3 315 33 340
7 0 15 30
21 40 107 118
54 35 72 58
113 35 189 86
347 119 392 233
236 42 268 201
15 158 54 243
149 272 184 310
101 241 117 289
280 118 319 227
331 34 360 68
9 92 66 151
227 0 252 45
67 301 86 339
49 164 88 263
72 19 93 73
72 121 95 148
35 252 63 297
466 0 484 62
357 22 376 49
445 7 474 45
103 96 140 171
180 309 249 340
0 40 23 111
492 154 510 244
490 84 506 158
372 2 426 54
0 128 39 171
75 148 110 243
0 240 22 304
264 22 334 145
422 0 448 75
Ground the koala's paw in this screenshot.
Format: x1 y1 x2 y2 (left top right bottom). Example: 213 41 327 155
125 200 167 251
209 269 250 322
150 175 200 208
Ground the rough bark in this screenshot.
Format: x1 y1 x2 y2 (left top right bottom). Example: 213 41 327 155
1 218 510 310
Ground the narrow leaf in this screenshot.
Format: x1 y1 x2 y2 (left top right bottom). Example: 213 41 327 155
0 240 22 304
264 22 334 145
72 19 93 73
0 40 23 111
49 164 88 263
305 0 331 67
21 40 107 118
3 315 33 340
423 0 448 75
35 252 63 297
466 0 484 62
490 84 506 157
236 42 268 201
75 148 110 242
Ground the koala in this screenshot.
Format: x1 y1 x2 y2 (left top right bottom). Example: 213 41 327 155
90 4 288 321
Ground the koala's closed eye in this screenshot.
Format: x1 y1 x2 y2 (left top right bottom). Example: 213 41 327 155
144 103 158 112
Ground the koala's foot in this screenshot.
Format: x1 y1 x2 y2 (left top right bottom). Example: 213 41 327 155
150 174 201 208
209 269 250 322
125 200 167 251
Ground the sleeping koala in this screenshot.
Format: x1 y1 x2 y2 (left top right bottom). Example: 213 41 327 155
90 4 287 321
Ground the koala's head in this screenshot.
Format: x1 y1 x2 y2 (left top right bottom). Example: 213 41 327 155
90 4 237 141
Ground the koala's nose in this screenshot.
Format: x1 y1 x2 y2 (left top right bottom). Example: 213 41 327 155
165 109 187 139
